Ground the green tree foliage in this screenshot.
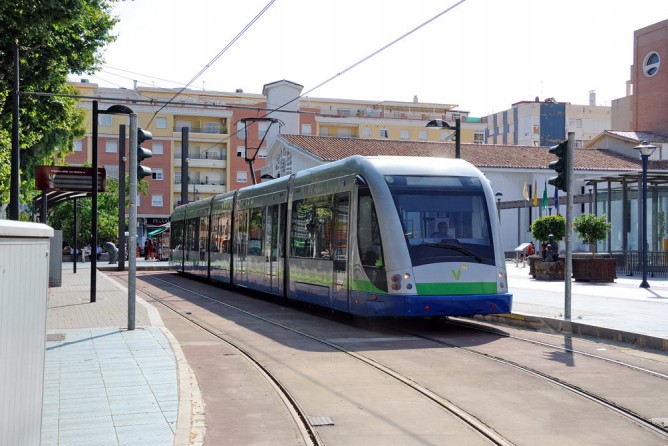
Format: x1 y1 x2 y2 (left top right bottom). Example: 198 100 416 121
573 213 611 253
531 215 566 242
0 0 118 213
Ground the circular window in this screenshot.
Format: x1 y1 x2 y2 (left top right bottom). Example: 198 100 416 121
643 52 660 77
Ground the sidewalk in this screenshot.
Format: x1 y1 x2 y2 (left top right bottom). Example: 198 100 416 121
42 261 203 446
501 259 668 350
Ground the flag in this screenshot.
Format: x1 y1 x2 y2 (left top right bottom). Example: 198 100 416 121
532 180 538 206
523 182 530 201
542 181 548 210
553 187 559 213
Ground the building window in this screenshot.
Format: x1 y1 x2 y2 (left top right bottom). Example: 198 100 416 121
533 125 539 134
175 120 191 131
339 108 351 117
74 140 82 152
337 128 352 138
451 113 461 121
237 146 246 157
362 127 371 138
418 130 427 141
474 131 485 144
380 129 389 138
204 122 220 134
153 168 164 180
237 171 248 183
152 142 164 155
643 51 660 77
237 121 246 138
174 171 181 183
151 194 163 207
258 121 268 139
439 131 449 141
105 141 118 153
156 117 168 129
400 129 409 139
301 124 312 135
99 115 112 126
136 194 141 207
319 127 329 137
258 148 268 158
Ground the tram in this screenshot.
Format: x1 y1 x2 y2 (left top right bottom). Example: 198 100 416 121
169 155 512 317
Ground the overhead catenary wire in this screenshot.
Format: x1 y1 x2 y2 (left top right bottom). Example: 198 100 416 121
147 0 276 126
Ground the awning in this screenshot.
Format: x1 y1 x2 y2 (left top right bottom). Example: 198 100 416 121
148 226 168 237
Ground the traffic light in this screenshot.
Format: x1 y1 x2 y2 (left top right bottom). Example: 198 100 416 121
137 128 153 179
547 140 568 192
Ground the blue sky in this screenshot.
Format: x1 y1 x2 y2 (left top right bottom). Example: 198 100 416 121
83 0 668 117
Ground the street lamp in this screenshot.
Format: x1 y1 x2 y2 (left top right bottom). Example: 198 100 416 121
495 191 503 222
91 101 133 302
426 118 461 158
634 140 657 289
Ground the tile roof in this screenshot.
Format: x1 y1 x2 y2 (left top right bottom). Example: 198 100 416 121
280 135 644 171
604 130 668 144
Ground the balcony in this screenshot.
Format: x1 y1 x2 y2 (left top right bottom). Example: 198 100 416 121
173 126 227 135
174 152 227 168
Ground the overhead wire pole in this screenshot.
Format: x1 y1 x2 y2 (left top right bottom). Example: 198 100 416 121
10 41 20 220
564 131 575 319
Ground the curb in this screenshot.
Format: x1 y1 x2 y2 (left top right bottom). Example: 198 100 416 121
475 313 668 352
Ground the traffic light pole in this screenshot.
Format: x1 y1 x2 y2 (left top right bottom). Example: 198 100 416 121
128 113 138 331
564 131 575 319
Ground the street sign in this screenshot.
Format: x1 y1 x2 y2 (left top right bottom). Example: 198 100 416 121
35 166 106 192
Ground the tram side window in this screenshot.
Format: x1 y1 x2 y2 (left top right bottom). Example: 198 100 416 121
248 207 263 256
235 209 249 256
211 209 232 253
290 196 333 259
170 220 184 251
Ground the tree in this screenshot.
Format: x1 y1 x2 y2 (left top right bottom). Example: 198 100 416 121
0 0 118 216
531 215 566 243
573 213 611 255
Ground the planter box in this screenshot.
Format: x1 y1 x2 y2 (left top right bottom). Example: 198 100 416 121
533 258 565 281
572 255 616 282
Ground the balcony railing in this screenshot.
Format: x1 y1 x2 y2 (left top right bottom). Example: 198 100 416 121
174 152 227 161
173 127 227 135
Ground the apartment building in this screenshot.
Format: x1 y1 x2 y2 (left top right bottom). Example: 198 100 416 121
484 95 612 148
68 80 478 237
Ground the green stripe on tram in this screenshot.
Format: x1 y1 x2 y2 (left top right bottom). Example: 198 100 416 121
416 282 497 295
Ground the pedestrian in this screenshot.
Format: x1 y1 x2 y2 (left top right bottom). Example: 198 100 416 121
104 241 119 264
526 242 535 256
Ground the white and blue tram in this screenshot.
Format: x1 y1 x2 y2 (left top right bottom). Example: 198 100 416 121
169 156 512 317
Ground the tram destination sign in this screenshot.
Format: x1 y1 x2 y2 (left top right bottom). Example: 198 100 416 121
35 166 106 192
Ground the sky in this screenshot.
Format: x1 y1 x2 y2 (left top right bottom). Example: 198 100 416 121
81 0 668 117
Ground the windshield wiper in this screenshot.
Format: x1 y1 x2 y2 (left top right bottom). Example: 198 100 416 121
423 242 484 263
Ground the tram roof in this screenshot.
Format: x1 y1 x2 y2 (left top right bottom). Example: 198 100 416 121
277 134 657 172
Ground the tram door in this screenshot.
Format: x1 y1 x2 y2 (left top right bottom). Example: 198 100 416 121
264 204 283 295
331 193 350 310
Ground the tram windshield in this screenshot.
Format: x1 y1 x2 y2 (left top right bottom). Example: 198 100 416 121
387 175 496 266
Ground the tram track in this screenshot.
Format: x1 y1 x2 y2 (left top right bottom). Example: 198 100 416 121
125 272 515 446
389 323 668 438
444 318 668 381
116 271 668 444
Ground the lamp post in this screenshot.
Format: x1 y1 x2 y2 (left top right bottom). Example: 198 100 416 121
426 118 461 158
634 140 657 289
495 191 503 222
91 101 133 303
